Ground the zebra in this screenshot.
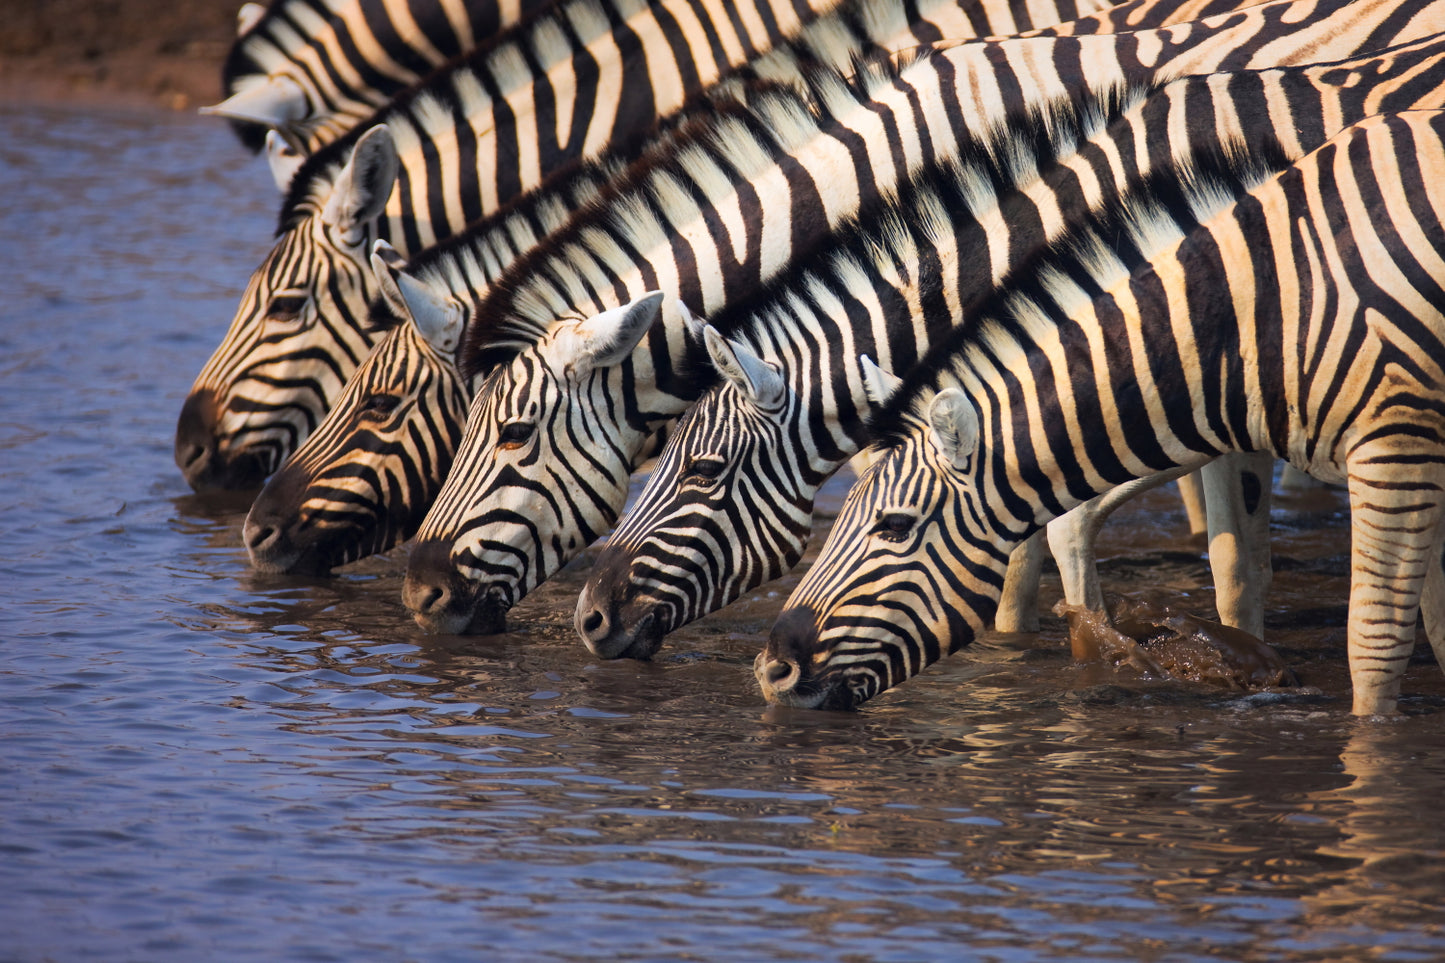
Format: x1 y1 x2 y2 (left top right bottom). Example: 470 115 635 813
758 108 1445 717
234 0 1165 574
239 81 803 572
574 32 1445 660
399 0 1445 637
242 156 626 573
209 0 537 156
177 0 866 493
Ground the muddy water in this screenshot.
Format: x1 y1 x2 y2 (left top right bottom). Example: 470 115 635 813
4 103 1445 961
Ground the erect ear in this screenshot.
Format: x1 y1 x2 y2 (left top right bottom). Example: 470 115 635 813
566 291 666 373
200 74 308 128
369 243 461 352
236 2 267 35
321 125 399 242
926 387 980 472
265 130 306 191
860 355 902 410
369 240 409 315
704 326 785 409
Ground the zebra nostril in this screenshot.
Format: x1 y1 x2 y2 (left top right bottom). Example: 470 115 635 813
416 585 449 615
244 522 279 552
177 442 208 471
765 658 797 687
580 608 606 637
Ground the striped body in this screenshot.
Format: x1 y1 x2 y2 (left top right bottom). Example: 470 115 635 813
178 0 852 492
217 0 534 153
401 0 1445 637
761 109 1445 716
576 33 1445 658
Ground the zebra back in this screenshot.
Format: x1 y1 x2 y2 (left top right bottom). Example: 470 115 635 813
215 0 539 153
400 0 1445 638
763 108 1445 713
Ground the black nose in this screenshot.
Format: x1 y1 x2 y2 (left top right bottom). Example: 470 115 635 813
758 606 821 697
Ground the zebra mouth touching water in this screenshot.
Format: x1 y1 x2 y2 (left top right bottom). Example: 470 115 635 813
572 594 666 662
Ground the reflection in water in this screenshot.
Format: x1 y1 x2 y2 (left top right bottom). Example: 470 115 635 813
3 105 1445 961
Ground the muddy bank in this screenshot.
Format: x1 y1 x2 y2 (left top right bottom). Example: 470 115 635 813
0 0 237 111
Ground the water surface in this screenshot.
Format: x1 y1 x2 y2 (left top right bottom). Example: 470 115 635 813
3 104 1445 962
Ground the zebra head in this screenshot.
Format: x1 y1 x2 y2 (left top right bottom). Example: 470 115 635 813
576 326 819 659
404 291 700 636
244 247 470 574
757 386 1014 709
175 124 400 492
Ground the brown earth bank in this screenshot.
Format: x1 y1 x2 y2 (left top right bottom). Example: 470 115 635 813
0 0 239 111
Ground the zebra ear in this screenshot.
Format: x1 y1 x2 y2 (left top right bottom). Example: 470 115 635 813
236 2 267 35
369 240 408 315
926 388 980 472
265 130 306 191
571 291 665 370
200 74 308 128
860 355 902 409
321 125 399 242
704 326 785 409
370 244 462 353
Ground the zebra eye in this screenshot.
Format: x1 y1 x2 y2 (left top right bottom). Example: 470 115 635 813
360 393 399 416
267 294 309 325
683 457 725 483
499 422 536 448
874 512 916 541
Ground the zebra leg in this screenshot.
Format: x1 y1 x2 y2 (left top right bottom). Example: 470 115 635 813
1340 480 1445 711
1177 470 1209 537
1201 452 1275 639
1044 465 1204 611
996 532 1047 633
1422 538 1445 673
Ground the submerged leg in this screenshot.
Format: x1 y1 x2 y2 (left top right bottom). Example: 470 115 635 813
1345 468 1445 717
1177 470 1208 537
996 531 1046 633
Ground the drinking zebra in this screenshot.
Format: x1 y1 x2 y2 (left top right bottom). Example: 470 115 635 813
760 109 1445 717
400 0 1445 637
576 33 1445 659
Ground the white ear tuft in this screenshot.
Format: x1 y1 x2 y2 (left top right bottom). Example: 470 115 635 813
567 291 666 372
395 267 462 351
662 295 705 339
704 326 786 409
369 241 408 316
200 74 308 128
860 355 902 409
926 388 980 472
321 125 399 241
264 130 306 192
236 2 267 35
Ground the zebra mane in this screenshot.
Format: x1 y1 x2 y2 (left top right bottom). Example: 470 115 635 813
865 135 1295 451
454 74 809 375
275 0 650 233
456 47 1138 378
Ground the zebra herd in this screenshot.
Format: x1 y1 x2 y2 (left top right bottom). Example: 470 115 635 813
180 0 1445 716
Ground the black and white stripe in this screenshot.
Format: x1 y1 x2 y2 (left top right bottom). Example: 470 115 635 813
399 0 1445 637
177 0 857 492
212 0 537 154
761 108 1445 716
575 33 1445 658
